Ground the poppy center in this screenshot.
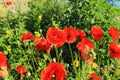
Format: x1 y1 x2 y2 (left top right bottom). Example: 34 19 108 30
54 34 59 39
51 74 56 80
67 34 71 38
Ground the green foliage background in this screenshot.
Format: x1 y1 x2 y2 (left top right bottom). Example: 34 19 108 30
0 0 120 80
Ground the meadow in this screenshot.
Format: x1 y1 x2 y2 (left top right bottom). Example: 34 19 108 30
0 0 120 80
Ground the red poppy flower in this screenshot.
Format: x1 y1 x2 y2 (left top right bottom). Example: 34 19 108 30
75 29 86 39
81 38 94 50
46 27 66 47
109 41 120 58
20 32 35 43
6 1 12 6
16 65 26 74
76 42 86 57
34 37 47 45
84 55 94 64
89 72 97 79
0 52 6 68
34 37 51 53
63 27 76 43
76 38 94 63
40 62 67 80
76 42 94 64
91 26 103 40
109 27 119 40
92 77 102 80
89 72 101 80
76 38 94 55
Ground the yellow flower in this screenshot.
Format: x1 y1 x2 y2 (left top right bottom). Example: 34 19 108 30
0 7 5 13
5 30 12 37
6 46 11 51
38 15 42 21
92 63 98 69
27 72 31 77
89 70 95 74
72 59 79 68
34 31 40 37
15 63 20 67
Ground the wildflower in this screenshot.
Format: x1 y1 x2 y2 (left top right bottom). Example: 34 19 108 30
15 63 20 67
16 65 26 74
81 38 94 50
20 32 35 43
76 38 94 63
40 62 67 80
34 31 40 37
0 51 6 67
89 72 97 79
91 26 103 40
109 27 119 40
89 72 101 80
72 59 79 68
0 7 5 13
5 30 12 37
34 37 46 45
89 70 95 74
6 46 11 51
75 29 86 39
92 77 102 80
109 41 120 58
38 15 42 21
5 1 12 6
92 63 98 69
76 38 94 57
26 72 31 77
46 27 66 47
84 55 94 64
34 37 51 53
63 27 77 43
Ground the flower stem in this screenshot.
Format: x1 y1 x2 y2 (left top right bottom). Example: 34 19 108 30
68 43 73 62
54 46 59 62
48 52 52 62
